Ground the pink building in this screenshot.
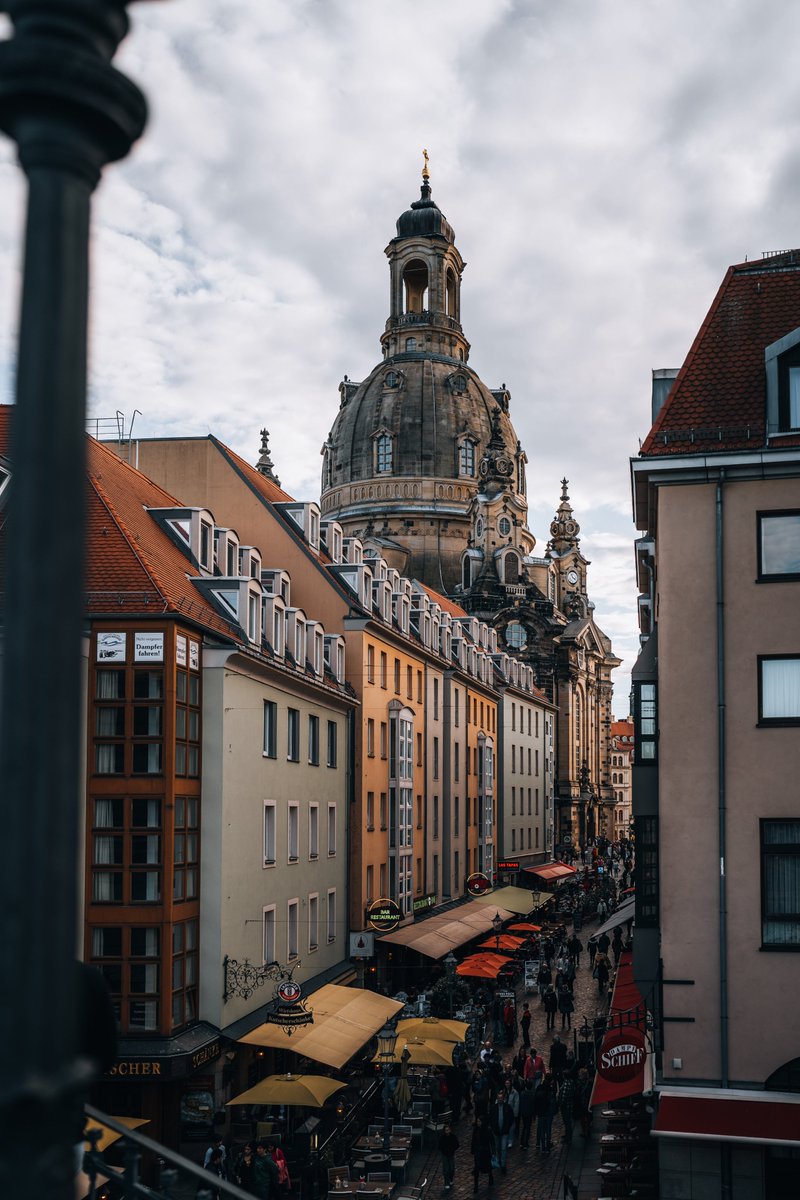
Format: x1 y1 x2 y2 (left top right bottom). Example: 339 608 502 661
631 251 800 1198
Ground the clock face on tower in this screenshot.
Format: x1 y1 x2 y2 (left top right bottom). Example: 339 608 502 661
566 568 579 585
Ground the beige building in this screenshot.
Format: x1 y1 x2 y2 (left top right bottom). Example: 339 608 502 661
496 665 557 871
631 251 800 1198
610 717 633 840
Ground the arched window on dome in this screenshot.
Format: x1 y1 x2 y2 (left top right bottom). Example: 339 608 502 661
502 550 520 585
403 259 428 314
321 446 332 490
458 437 476 477
517 454 527 495
405 337 417 351
446 267 457 317
373 431 393 475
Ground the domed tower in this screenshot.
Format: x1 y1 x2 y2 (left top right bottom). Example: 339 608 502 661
320 160 529 592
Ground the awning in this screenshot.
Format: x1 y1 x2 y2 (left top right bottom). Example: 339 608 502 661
474 885 552 914
379 899 515 959
590 950 652 1108
591 897 636 942
524 862 577 882
239 984 403 1069
653 1088 800 1148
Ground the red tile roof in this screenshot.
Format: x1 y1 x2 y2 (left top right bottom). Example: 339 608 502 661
642 250 800 456
611 720 634 738
418 581 468 618
0 406 242 640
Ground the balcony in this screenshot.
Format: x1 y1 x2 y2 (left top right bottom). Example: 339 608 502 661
385 310 463 333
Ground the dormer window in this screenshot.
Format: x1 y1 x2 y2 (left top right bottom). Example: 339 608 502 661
765 329 800 434
784 361 800 429
199 520 212 570
452 374 467 394
385 371 400 389
458 438 476 477
374 432 393 475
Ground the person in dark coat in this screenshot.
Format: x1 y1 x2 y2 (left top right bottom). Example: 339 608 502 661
253 1142 279 1200
596 930 611 956
235 1144 257 1193
567 934 583 967
587 937 598 969
518 1081 536 1149
549 1035 568 1081
594 952 610 996
470 1115 495 1191
445 1062 463 1120
611 927 624 966
487 1090 514 1172
543 984 558 1030
558 984 575 1030
203 1148 226 1200
537 961 552 1001
519 1001 532 1048
438 1123 460 1191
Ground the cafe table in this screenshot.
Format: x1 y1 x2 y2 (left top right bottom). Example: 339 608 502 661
327 1183 395 1200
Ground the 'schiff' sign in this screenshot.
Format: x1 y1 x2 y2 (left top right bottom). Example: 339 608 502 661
596 1029 646 1083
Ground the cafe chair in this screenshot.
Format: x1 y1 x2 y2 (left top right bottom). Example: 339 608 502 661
328 1167 351 1188
424 1107 451 1141
367 1173 392 1183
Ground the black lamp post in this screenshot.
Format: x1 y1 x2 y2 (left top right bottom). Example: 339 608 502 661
376 1020 398 1156
492 911 503 953
444 951 457 1016
0 4 148 1194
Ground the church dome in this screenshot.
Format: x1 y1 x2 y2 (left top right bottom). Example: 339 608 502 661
396 181 455 243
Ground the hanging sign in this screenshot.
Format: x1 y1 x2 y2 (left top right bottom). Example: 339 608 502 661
497 861 519 872
367 898 402 932
596 1029 646 1083
349 931 375 957
466 872 491 897
264 978 314 1033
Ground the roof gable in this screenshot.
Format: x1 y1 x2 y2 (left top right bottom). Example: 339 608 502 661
641 252 800 456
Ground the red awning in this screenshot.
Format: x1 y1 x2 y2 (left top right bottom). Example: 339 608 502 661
524 862 577 882
653 1089 800 1147
590 950 651 1107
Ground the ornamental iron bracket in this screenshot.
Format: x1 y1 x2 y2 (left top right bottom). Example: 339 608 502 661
223 955 301 1003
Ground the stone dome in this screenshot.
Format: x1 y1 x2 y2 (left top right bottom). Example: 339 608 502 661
395 182 455 243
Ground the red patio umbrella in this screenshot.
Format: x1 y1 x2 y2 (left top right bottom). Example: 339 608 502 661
507 923 542 933
456 954 506 979
477 934 525 953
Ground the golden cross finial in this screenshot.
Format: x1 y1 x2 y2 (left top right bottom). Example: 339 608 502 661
422 147 430 181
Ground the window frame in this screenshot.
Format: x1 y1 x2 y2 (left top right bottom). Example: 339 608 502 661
287 707 300 761
263 700 278 759
263 905 276 964
263 801 276 867
758 655 800 726
760 818 800 951
308 713 320 766
757 509 800 582
327 719 338 768
288 802 299 863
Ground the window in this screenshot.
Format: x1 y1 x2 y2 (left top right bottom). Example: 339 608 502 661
433 678 439 720
454 689 460 727
380 792 388 830
366 791 375 830
380 721 388 760
263 906 276 963
635 815 659 927
288 804 299 862
309 804 319 859
367 718 375 757
376 434 393 474
759 657 800 724
367 643 375 683
761 820 800 948
511 786 516 815
287 708 300 761
380 652 388 688
394 658 401 693
171 917 198 1028
327 720 337 768
433 737 439 779
308 714 320 765
417 670 423 703
172 796 197 902
263 701 277 758
263 802 276 866
308 894 319 951
758 511 800 580
405 337 417 351
366 864 374 901
633 680 658 761
327 888 337 942
416 731 423 766
406 664 413 698
459 440 476 477
327 804 337 856
433 795 439 839
288 900 299 959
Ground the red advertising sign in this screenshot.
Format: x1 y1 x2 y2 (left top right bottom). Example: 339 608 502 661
596 1029 646 1083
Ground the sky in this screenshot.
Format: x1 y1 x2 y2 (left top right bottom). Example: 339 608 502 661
3 0 800 707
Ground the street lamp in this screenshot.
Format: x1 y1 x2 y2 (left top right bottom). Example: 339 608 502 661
492 911 503 953
376 1019 398 1155
444 951 457 1016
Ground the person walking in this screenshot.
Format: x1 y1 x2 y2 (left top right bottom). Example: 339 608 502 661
204 1136 228 1179
558 984 575 1030
611 926 624 966
203 1148 226 1200
519 1002 531 1049
596 930 611 957
534 1074 556 1153
438 1122 460 1192
470 1115 495 1192
502 998 515 1047
506 1077 520 1148
518 1081 536 1149
558 1074 575 1143
587 937 598 970
549 1034 568 1082
543 984 558 1031
488 1089 514 1173
269 1141 291 1194
594 952 610 996
567 933 582 968
253 1142 279 1200
596 896 608 923
235 1144 257 1193
537 961 552 1002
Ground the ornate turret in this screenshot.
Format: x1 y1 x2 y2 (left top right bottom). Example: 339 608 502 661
549 478 581 553
256 428 281 486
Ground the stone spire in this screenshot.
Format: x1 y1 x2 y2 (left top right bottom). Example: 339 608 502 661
256 429 281 486
549 477 581 552
477 405 515 496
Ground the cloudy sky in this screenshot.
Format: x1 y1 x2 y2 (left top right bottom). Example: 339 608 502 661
2 0 800 705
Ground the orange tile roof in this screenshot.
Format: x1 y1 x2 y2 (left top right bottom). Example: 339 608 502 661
418 581 468 618
611 720 634 737
642 250 800 456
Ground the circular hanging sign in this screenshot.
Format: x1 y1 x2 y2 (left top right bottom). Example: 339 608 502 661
276 980 302 1006
466 872 491 897
597 1029 646 1083
367 897 403 932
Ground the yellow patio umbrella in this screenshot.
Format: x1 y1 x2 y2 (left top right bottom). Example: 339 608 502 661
372 1038 454 1067
83 1116 150 1152
395 1017 469 1043
226 1072 346 1108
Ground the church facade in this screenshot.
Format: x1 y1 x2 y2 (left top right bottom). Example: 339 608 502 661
320 169 619 851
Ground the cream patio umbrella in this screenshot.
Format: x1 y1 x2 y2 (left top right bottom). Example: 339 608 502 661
395 1017 469 1043
371 1038 455 1067
226 1072 346 1108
